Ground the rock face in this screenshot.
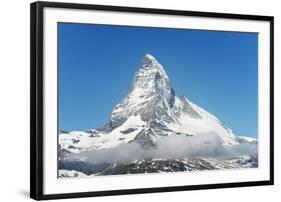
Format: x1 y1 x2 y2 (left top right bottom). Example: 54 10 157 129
58 54 258 177
59 155 258 177
111 54 175 126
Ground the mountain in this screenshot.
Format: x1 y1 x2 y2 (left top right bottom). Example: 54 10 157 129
59 54 258 177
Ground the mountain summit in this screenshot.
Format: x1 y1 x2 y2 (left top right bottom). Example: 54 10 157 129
109 54 175 133
59 54 258 177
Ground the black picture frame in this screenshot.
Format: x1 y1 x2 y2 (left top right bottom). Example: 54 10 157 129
30 1 274 200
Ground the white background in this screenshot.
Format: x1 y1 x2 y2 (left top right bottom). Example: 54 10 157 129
0 0 279 201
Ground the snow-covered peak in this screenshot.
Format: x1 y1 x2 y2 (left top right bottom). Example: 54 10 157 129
142 54 159 66
110 54 175 129
139 54 169 80
60 54 243 152
131 54 171 95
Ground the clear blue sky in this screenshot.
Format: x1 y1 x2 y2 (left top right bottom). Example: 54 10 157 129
58 23 258 137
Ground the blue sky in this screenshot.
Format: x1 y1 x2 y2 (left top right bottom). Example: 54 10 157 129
58 23 258 137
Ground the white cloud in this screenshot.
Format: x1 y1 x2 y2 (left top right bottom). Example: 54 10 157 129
69 132 258 164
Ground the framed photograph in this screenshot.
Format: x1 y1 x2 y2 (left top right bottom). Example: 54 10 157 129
30 1 274 200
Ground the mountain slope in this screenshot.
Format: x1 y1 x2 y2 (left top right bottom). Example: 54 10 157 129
60 54 241 152
59 54 257 176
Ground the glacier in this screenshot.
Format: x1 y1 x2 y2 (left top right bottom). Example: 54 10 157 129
58 54 258 177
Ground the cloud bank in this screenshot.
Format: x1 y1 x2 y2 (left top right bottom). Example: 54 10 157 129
68 133 258 164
